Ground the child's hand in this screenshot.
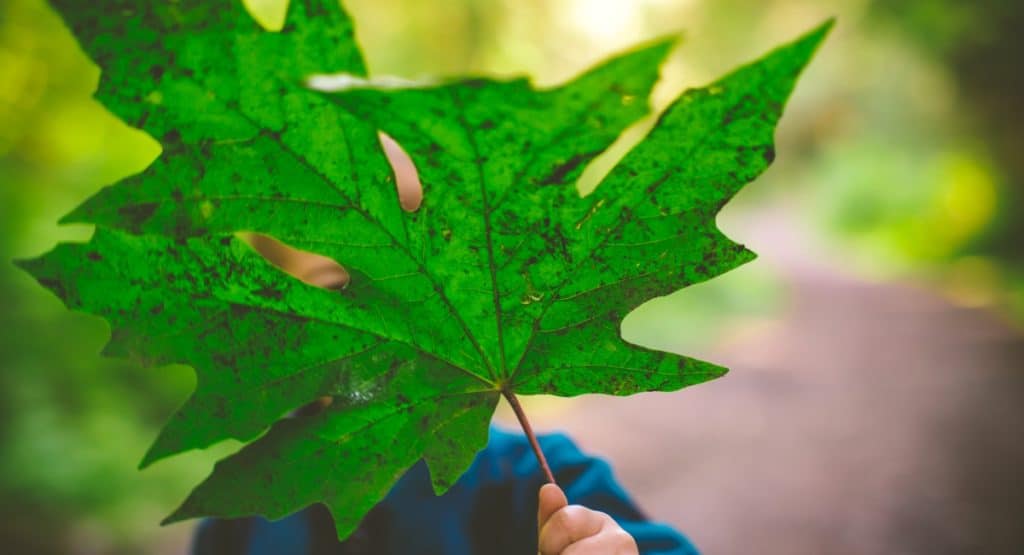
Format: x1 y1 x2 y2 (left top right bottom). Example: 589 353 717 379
537 483 639 554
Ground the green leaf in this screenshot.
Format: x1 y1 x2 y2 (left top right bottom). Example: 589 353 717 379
20 0 830 539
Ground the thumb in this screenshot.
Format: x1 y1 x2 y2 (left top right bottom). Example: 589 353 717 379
537 482 568 531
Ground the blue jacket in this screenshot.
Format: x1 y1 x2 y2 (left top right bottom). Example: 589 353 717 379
193 427 698 554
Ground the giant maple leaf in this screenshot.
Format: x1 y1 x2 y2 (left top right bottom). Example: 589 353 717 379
18 0 830 538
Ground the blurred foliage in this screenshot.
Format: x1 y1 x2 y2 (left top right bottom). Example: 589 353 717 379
0 0 237 552
869 0 1024 318
0 0 1020 552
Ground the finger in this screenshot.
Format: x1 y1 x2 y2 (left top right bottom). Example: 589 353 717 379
537 483 568 531
538 506 607 555
562 527 639 555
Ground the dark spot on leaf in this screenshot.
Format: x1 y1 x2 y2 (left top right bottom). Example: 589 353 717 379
162 129 181 145
254 286 283 300
118 202 159 229
260 128 282 141
538 153 590 186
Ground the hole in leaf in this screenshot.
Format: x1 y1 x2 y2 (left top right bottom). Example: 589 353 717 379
241 0 289 32
246 233 350 291
379 132 423 212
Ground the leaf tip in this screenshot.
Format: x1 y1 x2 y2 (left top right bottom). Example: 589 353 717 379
137 449 161 470
161 499 195 526
645 32 685 54
620 32 682 69
799 17 837 52
327 507 362 542
12 252 68 300
428 475 454 497
10 256 36 275
56 207 86 226
682 359 730 388
712 364 730 380
139 429 182 469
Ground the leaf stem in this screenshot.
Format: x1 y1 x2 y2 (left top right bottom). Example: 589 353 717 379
501 388 556 485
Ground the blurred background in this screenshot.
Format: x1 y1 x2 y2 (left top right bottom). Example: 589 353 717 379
1 0 1022 553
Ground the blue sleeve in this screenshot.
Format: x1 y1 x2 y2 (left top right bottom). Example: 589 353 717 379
535 432 700 555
